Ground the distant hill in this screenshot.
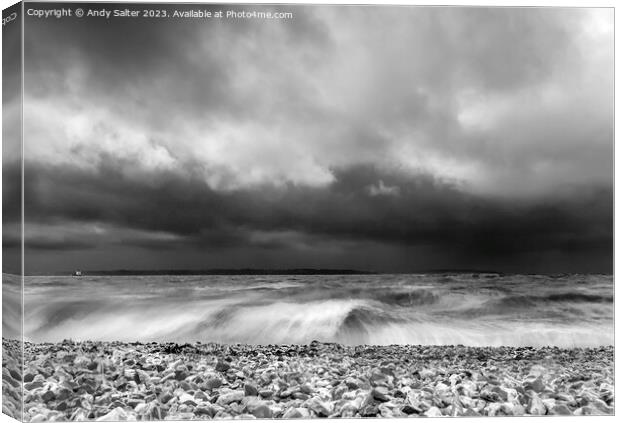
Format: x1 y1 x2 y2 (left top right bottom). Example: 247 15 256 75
422 268 503 275
77 268 376 276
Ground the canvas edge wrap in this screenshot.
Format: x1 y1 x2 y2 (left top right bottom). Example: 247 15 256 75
2 1 24 421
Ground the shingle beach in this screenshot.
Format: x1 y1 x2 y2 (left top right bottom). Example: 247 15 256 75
2 338 614 421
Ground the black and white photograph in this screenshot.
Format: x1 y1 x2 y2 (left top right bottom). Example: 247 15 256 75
1 0 615 421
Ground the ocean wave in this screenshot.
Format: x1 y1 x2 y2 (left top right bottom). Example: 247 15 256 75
2 274 22 340
20 274 613 347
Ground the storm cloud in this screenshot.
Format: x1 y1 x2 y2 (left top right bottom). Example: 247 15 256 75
9 4 613 274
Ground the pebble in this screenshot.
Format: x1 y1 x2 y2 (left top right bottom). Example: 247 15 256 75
528 392 547 415
2 338 613 421
425 406 443 417
282 407 304 419
372 386 390 402
306 397 332 416
216 390 245 406
215 361 231 372
244 383 259 396
96 407 127 421
259 389 273 398
250 403 273 418
179 392 197 406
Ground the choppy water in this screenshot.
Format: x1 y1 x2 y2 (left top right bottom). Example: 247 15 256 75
6 273 614 347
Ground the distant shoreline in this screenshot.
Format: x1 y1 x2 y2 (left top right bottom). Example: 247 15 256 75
11 269 614 277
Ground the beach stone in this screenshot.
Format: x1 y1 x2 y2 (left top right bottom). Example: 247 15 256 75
584 405 608 416
590 398 613 414
369 371 389 386
340 402 359 417
419 369 435 379
194 404 217 417
282 407 304 419
168 412 195 420
179 392 196 406
279 388 296 398
401 405 422 415
244 383 259 396
70 409 90 420
294 392 311 400
540 397 555 410
204 377 222 390
479 389 500 402
259 371 274 385
215 361 231 372
345 378 361 390
491 386 509 401
248 403 273 418
24 381 44 391
331 385 347 400
229 402 246 414
55 387 72 401
555 393 577 406
1 367 13 380
194 390 209 401
127 399 143 408
461 408 481 417
259 389 273 398
551 404 572 415
528 392 546 415
485 402 502 416
424 406 443 417
393 389 406 399
5 377 20 389
7 367 21 381
372 386 390 402
30 414 47 423
96 407 128 421
41 390 56 402
306 397 332 417
511 404 526 415
378 404 396 418
178 381 192 391
175 369 189 381
573 407 587 415
524 376 545 393
159 391 174 404
359 403 379 417
147 403 167 420
217 390 245 406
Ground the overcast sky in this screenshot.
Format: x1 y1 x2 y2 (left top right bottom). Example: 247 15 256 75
4 4 613 274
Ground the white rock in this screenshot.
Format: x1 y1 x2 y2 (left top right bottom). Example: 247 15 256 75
216 390 245 406
97 407 128 421
179 393 196 405
528 392 546 415
425 407 443 417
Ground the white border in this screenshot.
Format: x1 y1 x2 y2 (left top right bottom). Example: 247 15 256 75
0 1 616 423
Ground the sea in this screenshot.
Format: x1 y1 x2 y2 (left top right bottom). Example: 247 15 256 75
3 273 614 347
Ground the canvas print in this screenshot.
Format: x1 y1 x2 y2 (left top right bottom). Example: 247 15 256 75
1 1 614 421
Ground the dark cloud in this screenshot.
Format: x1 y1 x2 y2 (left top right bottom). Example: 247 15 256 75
19 159 612 274
12 4 613 274
3 2 23 276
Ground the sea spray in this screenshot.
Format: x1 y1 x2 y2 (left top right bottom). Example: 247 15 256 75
20 273 613 347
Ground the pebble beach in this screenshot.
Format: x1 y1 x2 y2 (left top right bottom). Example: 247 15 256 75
2 337 614 421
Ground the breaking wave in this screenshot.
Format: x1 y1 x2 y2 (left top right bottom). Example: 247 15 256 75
21 273 613 347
